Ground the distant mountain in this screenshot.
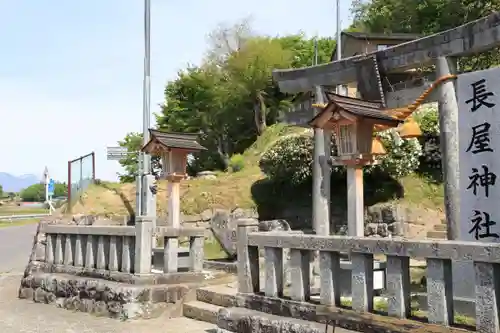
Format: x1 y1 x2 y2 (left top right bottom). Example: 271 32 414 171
0 173 39 193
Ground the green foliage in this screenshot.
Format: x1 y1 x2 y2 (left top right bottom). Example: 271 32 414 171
414 104 442 182
414 104 439 135
117 132 161 183
369 130 422 178
20 183 67 202
117 19 336 180
259 130 422 184
229 154 245 172
0 185 2 198
259 134 341 185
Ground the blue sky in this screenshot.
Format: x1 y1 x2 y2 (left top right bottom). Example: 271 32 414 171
0 0 353 182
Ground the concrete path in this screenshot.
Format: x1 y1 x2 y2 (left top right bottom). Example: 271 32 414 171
0 274 217 332
0 223 37 273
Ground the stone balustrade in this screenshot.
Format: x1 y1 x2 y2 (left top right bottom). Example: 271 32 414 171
42 224 138 273
236 220 500 333
155 226 205 273
40 217 205 277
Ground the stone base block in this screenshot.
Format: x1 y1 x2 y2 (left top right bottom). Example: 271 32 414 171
230 293 468 333
217 307 325 333
19 272 198 320
25 261 205 285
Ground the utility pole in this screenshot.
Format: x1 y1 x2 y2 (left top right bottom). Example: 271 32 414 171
136 0 156 221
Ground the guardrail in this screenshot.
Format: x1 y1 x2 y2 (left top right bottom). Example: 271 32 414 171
0 213 50 222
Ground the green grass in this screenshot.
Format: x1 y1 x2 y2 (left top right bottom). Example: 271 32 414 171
339 298 475 327
0 207 49 215
0 218 41 228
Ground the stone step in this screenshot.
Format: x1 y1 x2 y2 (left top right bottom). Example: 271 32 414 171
183 300 222 324
196 285 237 307
427 230 447 239
217 306 329 333
433 224 447 232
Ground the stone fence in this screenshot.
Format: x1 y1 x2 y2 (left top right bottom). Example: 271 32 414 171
39 216 205 278
233 220 500 333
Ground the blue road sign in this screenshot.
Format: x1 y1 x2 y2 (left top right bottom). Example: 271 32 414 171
48 179 55 196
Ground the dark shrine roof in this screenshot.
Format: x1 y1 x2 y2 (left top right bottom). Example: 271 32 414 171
309 92 403 125
146 129 206 151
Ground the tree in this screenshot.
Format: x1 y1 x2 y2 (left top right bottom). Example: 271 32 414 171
20 183 67 202
0 184 3 198
224 37 293 134
117 132 161 183
116 20 337 180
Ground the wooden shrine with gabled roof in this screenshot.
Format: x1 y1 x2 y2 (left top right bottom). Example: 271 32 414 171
142 129 206 181
308 92 403 166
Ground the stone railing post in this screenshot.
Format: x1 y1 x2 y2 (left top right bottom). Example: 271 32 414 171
189 235 204 272
135 215 154 274
237 219 260 293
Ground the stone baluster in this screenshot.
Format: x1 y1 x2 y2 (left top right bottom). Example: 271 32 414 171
45 234 54 264
122 236 131 273
85 235 95 269
237 219 260 294
54 234 63 265
319 251 341 307
265 246 284 298
351 252 374 312
63 235 73 266
289 249 311 301
189 235 204 272
474 261 500 333
74 235 83 267
163 236 178 273
426 258 454 325
108 236 118 272
386 255 411 318
134 216 154 274
96 235 106 270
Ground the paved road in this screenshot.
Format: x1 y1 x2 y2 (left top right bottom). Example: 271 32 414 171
0 223 37 273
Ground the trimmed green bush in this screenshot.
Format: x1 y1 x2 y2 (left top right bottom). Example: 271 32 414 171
259 128 422 183
229 154 245 172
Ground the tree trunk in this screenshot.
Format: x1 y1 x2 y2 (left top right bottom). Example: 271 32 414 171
217 136 230 171
253 94 267 135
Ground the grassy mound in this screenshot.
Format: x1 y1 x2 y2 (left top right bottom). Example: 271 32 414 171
68 124 445 225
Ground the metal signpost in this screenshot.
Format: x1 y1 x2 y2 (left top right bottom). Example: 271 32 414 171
106 146 132 161
43 167 55 214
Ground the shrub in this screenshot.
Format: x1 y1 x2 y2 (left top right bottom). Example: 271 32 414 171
229 154 245 172
259 129 422 184
414 104 442 182
414 103 439 135
368 129 422 178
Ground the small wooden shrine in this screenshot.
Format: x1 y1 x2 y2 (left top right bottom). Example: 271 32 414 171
142 130 206 228
309 93 404 166
142 129 206 180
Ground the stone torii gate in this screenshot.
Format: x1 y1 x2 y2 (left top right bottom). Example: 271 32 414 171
274 11 500 238
273 11 500 306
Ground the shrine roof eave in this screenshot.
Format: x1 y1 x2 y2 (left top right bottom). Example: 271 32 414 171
141 129 206 154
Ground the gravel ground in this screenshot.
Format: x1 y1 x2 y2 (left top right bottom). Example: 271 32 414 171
0 274 216 333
